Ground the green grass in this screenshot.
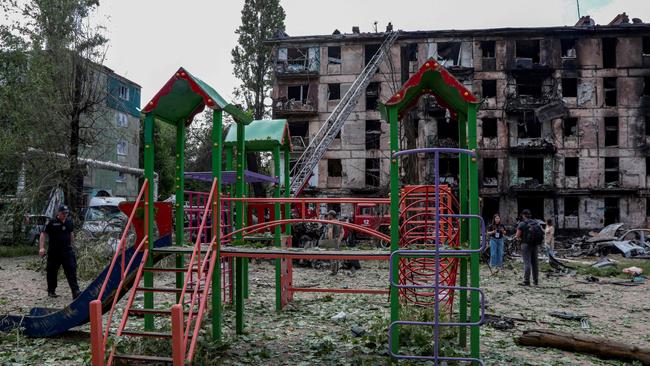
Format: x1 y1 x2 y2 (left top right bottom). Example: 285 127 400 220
0 245 38 257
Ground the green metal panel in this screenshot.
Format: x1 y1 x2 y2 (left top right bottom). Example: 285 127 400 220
142 67 252 126
388 106 400 354
143 114 155 330
458 113 469 347
212 110 223 342
224 119 291 151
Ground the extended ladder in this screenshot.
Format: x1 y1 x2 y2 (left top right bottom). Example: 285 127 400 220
288 31 399 194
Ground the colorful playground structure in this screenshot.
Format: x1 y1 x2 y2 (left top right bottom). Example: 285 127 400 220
0 49 484 364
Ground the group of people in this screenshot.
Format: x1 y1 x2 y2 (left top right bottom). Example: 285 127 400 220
487 209 555 286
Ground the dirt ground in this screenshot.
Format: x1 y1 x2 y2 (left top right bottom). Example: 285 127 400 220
0 254 649 365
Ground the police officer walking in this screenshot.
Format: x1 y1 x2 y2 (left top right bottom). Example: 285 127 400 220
39 205 81 299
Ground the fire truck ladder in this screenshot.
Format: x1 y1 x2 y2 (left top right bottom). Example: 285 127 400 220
288 31 399 195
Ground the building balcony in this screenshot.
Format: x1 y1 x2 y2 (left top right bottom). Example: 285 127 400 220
272 98 318 117
275 61 319 78
290 136 309 150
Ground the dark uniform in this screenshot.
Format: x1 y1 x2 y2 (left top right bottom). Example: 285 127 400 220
44 217 80 297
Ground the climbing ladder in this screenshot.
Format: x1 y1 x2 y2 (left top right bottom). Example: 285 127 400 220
288 31 399 194
91 179 222 365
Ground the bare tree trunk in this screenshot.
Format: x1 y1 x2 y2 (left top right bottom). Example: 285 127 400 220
66 57 85 216
517 329 650 365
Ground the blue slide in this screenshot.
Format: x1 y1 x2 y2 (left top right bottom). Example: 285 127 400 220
0 236 171 337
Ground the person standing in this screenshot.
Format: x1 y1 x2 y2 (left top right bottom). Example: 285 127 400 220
515 209 544 286
321 210 343 275
39 205 80 299
544 218 555 256
487 214 506 270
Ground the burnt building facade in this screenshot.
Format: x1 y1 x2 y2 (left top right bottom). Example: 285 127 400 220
267 16 650 230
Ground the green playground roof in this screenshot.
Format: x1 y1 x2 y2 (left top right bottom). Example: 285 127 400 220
380 59 479 121
142 67 252 126
224 119 291 151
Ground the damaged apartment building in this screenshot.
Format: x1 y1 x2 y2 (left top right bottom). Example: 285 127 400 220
266 14 650 230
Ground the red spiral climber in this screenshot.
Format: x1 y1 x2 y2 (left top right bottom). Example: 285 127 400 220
398 185 460 310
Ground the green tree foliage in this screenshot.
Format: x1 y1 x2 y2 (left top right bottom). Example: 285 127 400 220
231 0 286 121
0 0 109 216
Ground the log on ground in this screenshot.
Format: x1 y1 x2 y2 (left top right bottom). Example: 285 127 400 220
516 329 650 365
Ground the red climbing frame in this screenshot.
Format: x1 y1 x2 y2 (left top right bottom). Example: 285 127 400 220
398 185 461 309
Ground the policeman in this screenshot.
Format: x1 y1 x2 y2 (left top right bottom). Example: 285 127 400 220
39 205 81 299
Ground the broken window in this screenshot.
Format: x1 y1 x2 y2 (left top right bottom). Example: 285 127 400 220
437 117 459 145
483 158 498 186
482 118 497 138
364 44 381 66
438 157 459 184
366 82 380 110
647 197 650 217
515 40 540 64
516 76 542 98
561 39 577 58
286 47 309 72
516 111 541 138
482 80 497 98
482 197 500 223
646 116 650 136
604 117 619 146
481 41 495 58
517 158 544 184
644 37 650 55
328 159 342 177
289 121 309 147
602 38 617 68
604 197 619 225
328 83 341 100
365 120 381 150
517 197 544 220
564 197 579 217
365 158 380 187
644 77 650 96
564 118 578 137
562 78 578 98
287 84 309 102
646 157 650 176
604 157 619 185
565 157 578 177
406 43 418 62
328 46 341 64
604 77 617 106
436 42 461 66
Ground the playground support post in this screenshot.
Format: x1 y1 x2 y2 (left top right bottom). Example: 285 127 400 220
234 120 245 334
458 113 468 347
273 145 282 312
467 104 481 361
388 107 400 354
89 300 104 366
211 109 223 341
143 114 155 330
175 121 185 302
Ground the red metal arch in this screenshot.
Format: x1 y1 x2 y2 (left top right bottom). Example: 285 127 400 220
221 219 390 243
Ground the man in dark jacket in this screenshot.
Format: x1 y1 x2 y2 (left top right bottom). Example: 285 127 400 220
39 205 80 299
515 209 539 286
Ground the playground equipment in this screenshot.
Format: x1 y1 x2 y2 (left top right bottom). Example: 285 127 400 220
83 56 482 365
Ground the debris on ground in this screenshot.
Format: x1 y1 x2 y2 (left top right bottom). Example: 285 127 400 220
516 329 650 364
330 311 347 322
350 325 365 337
622 266 643 276
592 257 616 268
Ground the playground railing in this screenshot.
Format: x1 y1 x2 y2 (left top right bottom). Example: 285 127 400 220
174 178 220 363
90 179 150 365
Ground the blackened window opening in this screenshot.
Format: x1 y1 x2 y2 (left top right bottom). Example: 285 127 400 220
604 117 618 146
287 84 309 102
604 157 619 185
561 39 576 58
516 76 542 98
602 38 617 68
482 80 497 98
482 118 497 138
483 158 498 186
562 78 577 97
516 112 541 138
365 120 381 150
328 46 341 64
565 157 578 177
604 77 617 106
516 40 540 64
564 197 579 217
366 82 380 110
518 158 544 184
604 197 619 225
328 159 342 177
564 118 578 137
364 44 381 66
481 41 495 58
328 83 341 100
365 158 380 187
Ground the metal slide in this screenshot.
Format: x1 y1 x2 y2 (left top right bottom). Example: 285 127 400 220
0 235 172 337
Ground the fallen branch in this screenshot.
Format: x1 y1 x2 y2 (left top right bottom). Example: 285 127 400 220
516 329 650 365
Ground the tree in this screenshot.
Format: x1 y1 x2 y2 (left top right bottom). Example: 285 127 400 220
0 0 110 216
231 0 285 197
